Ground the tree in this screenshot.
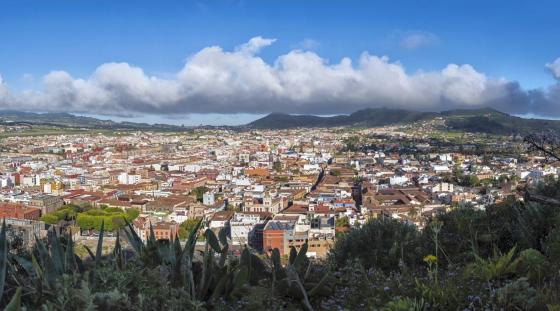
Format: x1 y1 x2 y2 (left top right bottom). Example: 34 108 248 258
40 213 60 225
524 131 560 162
335 216 349 228
458 174 479 187
192 186 209 202
178 218 202 240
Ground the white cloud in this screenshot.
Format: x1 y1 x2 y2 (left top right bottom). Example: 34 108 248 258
546 58 560 80
0 36 557 116
292 38 320 50
398 31 440 50
235 36 276 54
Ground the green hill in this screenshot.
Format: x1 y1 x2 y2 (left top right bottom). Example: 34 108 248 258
248 107 560 135
247 108 437 129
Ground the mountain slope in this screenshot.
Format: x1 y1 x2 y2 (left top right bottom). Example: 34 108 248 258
247 107 560 135
248 108 437 129
443 108 560 135
0 110 185 131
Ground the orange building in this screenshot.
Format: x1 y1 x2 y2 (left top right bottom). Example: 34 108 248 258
263 224 287 255
0 203 41 220
144 222 179 240
244 168 269 177
262 215 300 256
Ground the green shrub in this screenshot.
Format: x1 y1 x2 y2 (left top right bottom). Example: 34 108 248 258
383 297 425 311
465 247 518 282
516 249 549 284
76 208 139 231
329 218 423 271
544 228 560 264
495 278 540 310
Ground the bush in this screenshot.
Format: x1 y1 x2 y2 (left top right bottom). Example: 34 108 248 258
429 200 559 265
424 207 487 264
544 228 560 264
329 218 424 271
495 278 540 310
178 218 201 240
76 207 139 231
40 204 82 224
516 249 549 284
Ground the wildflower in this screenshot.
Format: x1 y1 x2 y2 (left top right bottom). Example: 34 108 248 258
423 254 437 264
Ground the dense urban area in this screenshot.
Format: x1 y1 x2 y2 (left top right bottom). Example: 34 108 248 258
0 114 560 310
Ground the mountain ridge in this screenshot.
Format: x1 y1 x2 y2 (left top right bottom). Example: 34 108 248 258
247 107 560 135
248 107 438 129
1 107 559 135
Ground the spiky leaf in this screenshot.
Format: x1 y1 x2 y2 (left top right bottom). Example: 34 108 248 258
205 229 222 253
218 227 228 246
3 287 22 311
0 221 6 300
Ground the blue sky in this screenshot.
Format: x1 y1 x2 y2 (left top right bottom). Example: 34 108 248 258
0 0 559 125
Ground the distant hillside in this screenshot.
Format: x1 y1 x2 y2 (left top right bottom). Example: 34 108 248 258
442 107 560 135
247 108 437 129
0 110 186 131
247 107 560 135
2 108 559 135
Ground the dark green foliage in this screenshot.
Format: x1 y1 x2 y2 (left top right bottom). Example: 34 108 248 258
324 177 560 309
515 249 549 284
424 207 486 264
544 227 560 262
329 217 423 271
191 186 208 202
271 243 333 311
0 220 6 301
426 200 560 265
495 278 539 310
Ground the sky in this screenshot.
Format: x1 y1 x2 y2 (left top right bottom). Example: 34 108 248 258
0 0 560 125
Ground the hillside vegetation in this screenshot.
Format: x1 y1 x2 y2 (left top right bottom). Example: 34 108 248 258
248 107 560 135
0 179 559 310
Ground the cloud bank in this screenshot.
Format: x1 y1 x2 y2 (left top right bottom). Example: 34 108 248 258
0 36 559 117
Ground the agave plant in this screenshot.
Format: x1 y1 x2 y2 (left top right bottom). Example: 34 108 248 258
0 216 334 310
0 220 25 310
119 218 266 306
466 246 519 282
271 243 333 311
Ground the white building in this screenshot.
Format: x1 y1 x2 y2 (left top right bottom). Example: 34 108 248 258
230 213 264 245
432 182 454 193
203 192 215 206
118 172 141 185
390 175 409 186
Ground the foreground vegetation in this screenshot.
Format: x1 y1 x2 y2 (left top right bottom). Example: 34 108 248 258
1 179 560 309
